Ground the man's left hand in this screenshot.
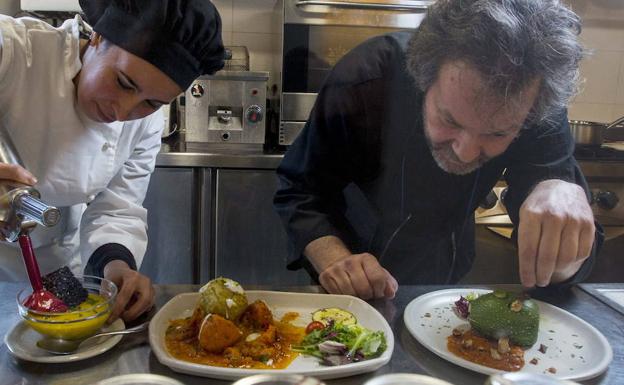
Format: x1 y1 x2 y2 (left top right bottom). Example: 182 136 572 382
103 260 155 323
517 179 595 287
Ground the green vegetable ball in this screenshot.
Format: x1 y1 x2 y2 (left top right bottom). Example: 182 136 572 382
468 290 539 347
198 277 248 321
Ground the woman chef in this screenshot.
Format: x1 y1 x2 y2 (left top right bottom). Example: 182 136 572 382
0 0 224 322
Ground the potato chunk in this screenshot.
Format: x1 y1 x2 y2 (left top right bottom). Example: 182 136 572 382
198 314 242 353
240 300 274 330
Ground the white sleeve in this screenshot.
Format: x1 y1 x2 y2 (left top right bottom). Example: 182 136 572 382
79 110 164 269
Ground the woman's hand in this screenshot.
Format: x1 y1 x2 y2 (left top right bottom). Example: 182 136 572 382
103 259 155 323
0 163 37 185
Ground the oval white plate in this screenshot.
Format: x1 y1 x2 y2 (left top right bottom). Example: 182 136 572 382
404 289 612 381
149 290 394 380
4 318 125 363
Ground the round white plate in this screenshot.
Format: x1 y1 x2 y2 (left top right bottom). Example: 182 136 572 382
4 318 125 363
404 289 612 381
149 290 394 380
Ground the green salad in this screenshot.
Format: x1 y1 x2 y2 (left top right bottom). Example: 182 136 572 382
293 310 387 366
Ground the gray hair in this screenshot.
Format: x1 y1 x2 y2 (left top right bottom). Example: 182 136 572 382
406 0 585 125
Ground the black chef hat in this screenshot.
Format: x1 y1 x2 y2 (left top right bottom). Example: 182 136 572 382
79 0 225 90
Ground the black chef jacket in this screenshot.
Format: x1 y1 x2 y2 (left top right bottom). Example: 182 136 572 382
274 31 601 285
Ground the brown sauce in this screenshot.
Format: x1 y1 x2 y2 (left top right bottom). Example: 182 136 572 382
165 308 306 369
447 329 525 371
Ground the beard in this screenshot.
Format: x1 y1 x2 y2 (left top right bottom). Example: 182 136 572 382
423 125 490 176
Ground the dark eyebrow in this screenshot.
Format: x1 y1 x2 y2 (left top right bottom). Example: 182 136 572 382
120 70 169 105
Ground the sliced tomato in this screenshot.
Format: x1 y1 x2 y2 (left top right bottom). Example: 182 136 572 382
305 321 325 334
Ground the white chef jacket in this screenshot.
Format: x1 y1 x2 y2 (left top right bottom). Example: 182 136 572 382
0 15 164 281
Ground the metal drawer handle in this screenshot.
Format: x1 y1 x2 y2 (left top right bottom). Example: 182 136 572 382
295 0 433 12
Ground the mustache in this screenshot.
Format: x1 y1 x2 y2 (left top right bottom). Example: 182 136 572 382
428 140 489 175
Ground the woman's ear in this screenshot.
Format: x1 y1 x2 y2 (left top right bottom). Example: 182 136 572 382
89 32 103 47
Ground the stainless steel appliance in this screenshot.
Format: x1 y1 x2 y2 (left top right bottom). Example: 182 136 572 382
185 71 269 147
280 0 434 145
569 116 624 146
0 126 60 241
466 144 624 283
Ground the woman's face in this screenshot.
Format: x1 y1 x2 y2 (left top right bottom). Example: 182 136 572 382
75 34 182 123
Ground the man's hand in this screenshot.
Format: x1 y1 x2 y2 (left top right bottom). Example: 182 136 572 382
319 253 398 299
103 260 155 323
0 163 37 185
305 236 398 299
518 179 595 287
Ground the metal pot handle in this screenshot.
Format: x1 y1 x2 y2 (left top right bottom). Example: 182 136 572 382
606 115 624 129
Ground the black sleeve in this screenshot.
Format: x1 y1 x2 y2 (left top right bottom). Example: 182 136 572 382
84 243 138 277
503 110 603 285
273 72 372 269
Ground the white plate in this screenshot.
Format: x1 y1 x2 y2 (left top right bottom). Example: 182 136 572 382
404 289 612 381
4 318 125 363
149 290 394 380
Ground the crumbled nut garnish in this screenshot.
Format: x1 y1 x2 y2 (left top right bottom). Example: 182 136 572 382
490 348 502 360
538 344 548 354
510 300 523 312
478 346 486 352
452 327 463 337
548 367 557 374
530 358 539 365
462 339 473 348
497 337 510 354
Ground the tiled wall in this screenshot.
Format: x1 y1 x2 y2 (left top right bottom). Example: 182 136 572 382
212 0 282 98
567 0 624 123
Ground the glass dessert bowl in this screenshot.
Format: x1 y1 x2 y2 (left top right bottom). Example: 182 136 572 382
17 275 117 340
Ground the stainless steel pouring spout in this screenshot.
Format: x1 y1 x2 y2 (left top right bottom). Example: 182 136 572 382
0 125 60 241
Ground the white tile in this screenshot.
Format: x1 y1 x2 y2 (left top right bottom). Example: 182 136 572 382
575 50 622 104
610 105 624 122
568 0 624 22
213 0 233 33
233 0 279 34
232 32 275 70
616 54 624 104
567 102 613 122
580 22 624 52
221 31 233 46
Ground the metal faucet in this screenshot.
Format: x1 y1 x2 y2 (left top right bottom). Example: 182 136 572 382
0 126 60 241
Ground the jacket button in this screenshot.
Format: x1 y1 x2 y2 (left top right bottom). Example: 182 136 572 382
102 143 110 151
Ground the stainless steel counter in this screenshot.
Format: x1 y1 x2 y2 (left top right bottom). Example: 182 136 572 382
155 137 284 169
154 137 624 178
2 283 622 385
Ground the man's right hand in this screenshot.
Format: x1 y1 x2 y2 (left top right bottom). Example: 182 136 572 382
0 163 37 185
319 253 398 299
304 235 398 300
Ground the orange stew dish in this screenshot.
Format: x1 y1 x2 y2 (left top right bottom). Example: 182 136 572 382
165 300 306 368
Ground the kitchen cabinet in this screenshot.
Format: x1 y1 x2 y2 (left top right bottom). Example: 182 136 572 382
143 162 309 286
140 167 202 284
210 169 311 285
